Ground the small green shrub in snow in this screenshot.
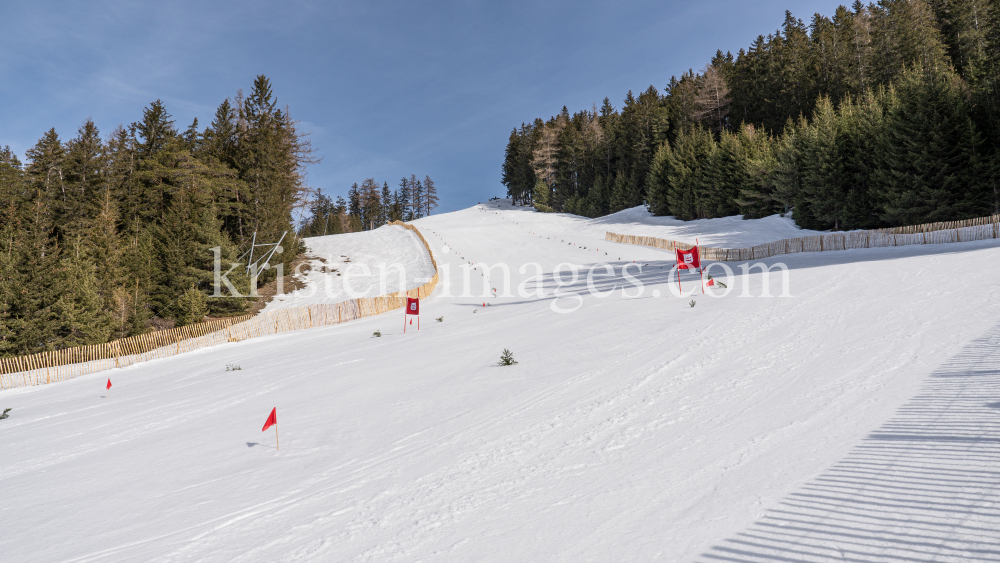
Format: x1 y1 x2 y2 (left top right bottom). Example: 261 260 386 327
498 349 518 366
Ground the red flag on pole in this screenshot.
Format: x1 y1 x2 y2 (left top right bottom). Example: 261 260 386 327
405 298 419 315
675 247 701 270
262 407 277 432
404 297 420 332
106 378 112 390
262 407 279 449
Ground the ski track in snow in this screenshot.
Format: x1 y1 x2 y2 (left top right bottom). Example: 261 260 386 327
1 201 999 562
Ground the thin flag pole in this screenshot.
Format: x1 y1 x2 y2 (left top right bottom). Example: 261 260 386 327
275 422 279 450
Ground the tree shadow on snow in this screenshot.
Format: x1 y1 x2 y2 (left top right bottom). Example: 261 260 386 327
698 322 1000 562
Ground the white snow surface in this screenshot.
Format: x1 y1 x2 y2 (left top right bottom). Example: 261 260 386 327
261 225 436 312
2 201 1000 562
502 202 829 248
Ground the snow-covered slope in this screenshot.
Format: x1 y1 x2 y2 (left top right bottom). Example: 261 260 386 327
489 201 828 248
2 201 999 562
261 224 435 312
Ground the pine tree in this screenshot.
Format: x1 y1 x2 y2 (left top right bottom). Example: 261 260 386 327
62 119 104 241
399 177 412 220
410 175 424 219
24 128 64 258
665 127 714 219
795 96 847 229
609 172 640 213
176 287 209 326
646 142 673 216
47 245 114 347
0 147 27 355
348 183 361 221
381 182 392 224
876 69 991 224
359 178 380 230
423 175 438 215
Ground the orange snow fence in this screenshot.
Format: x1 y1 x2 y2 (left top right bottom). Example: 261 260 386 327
606 213 1000 262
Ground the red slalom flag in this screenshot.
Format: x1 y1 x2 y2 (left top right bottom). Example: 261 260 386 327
262 407 278 450
106 378 112 390
675 247 701 270
404 297 420 333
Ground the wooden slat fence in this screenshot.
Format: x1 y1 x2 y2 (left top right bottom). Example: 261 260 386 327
606 213 1000 262
0 221 439 391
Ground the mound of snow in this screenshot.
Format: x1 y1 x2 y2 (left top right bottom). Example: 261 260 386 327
486 200 827 248
261 224 436 312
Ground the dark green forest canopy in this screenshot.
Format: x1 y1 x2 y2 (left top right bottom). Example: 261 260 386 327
297 174 439 238
0 75 314 356
502 0 1000 230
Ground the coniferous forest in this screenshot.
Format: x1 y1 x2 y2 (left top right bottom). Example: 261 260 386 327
297 174 439 237
0 75 314 356
501 0 1000 230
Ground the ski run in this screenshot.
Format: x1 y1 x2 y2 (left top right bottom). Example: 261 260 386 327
2 201 999 562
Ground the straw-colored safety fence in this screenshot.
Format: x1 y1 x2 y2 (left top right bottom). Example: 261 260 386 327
0 221 439 390
607 213 1000 262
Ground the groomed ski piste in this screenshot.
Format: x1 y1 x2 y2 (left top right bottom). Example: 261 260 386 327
2 201 999 562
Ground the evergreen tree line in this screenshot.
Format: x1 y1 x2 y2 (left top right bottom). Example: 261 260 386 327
0 75 313 357
502 0 1000 230
298 174 438 237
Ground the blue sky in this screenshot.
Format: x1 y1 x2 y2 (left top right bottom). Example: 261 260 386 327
1 0 839 213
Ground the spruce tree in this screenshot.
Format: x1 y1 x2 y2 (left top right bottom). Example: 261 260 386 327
646 142 673 216
410 175 424 218
665 127 714 219
381 182 392 224
796 96 846 229
877 69 990 225
62 119 104 241
48 245 114 347
399 177 411 220
423 176 438 215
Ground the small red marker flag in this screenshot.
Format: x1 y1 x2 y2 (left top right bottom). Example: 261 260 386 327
262 407 279 449
262 407 277 431
106 378 112 390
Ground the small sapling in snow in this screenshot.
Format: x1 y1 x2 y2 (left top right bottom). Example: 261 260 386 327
498 349 518 366
0 408 11 420
373 330 382 337
689 299 696 308
226 364 242 371
436 316 443 322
